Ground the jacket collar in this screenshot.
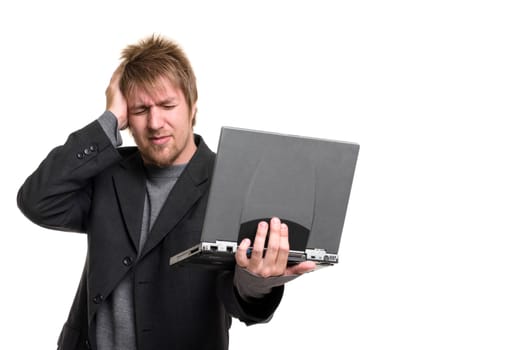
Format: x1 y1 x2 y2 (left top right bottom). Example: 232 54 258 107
113 134 214 254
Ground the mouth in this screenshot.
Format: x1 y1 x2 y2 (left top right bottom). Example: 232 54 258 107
149 135 171 145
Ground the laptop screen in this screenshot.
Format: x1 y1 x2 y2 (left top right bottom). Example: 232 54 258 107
200 126 360 255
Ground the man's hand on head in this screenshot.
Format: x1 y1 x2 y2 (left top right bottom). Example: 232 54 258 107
106 65 128 130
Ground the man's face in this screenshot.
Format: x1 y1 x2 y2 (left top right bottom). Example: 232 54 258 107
127 77 197 167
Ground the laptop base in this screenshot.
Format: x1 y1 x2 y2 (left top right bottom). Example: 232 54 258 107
169 241 338 269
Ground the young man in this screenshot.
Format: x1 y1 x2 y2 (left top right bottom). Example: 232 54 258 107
17 35 315 350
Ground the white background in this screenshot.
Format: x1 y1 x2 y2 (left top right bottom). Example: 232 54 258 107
1 1 527 349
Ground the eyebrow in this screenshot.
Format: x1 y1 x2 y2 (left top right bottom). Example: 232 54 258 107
156 97 178 106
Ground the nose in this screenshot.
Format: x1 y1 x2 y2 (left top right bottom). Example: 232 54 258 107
147 107 163 130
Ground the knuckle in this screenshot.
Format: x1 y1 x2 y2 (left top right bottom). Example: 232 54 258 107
252 247 264 256
260 268 271 278
280 240 289 251
267 242 278 254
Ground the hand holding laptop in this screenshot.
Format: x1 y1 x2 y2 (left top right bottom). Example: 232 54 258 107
236 217 316 277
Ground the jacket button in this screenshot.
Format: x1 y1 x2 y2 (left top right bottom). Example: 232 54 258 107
76 152 85 159
89 145 97 152
92 294 104 304
85 339 91 349
122 256 133 266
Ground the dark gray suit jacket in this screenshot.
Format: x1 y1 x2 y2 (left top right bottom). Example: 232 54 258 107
17 120 283 350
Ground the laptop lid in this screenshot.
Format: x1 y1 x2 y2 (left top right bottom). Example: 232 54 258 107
169 126 360 268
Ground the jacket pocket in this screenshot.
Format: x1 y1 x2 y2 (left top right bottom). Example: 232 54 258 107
57 323 80 350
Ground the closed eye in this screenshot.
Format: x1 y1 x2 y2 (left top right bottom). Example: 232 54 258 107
130 107 149 116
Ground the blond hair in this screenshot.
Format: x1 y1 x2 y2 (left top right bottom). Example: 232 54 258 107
120 34 198 125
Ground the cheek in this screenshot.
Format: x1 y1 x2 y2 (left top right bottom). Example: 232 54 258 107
128 119 144 135
127 125 144 145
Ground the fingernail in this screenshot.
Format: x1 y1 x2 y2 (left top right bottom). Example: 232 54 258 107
272 217 280 224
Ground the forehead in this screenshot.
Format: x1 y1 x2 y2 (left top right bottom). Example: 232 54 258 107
127 76 183 104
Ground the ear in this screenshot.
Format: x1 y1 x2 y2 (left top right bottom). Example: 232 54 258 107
191 103 198 126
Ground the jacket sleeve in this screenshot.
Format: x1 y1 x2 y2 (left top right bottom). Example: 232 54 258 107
216 270 284 326
17 119 122 233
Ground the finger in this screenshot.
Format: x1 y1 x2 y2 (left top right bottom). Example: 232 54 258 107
107 67 122 92
111 64 125 82
285 261 317 276
107 64 126 95
106 64 128 129
248 221 268 269
235 238 251 268
106 69 121 101
263 217 281 264
274 222 290 270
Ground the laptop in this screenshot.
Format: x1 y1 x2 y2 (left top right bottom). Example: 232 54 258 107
169 126 360 269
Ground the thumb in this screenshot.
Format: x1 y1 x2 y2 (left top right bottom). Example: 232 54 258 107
285 261 317 276
235 238 251 268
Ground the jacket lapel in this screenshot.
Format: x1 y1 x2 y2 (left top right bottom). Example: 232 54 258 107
113 152 146 253
140 135 213 258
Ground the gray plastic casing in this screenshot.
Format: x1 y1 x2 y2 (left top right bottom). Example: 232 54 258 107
200 126 360 255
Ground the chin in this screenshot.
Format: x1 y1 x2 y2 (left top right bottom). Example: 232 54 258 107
140 150 173 168
151 157 174 168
